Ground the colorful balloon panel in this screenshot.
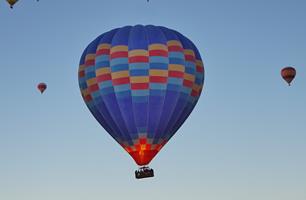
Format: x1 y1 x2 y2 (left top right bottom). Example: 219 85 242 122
78 25 205 166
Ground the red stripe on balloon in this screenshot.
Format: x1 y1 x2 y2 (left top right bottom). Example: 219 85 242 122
131 83 149 90
183 80 193 88
112 77 130 85
96 74 111 82
110 51 128 59
185 55 195 62
139 138 147 144
84 95 92 102
168 46 183 52
196 66 204 72
96 49 110 55
150 76 168 83
149 50 168 57
79 71 85 78
129 56 149 63
191 90 198 97
85 60 95 66
169 71 184 78
88 84 99 92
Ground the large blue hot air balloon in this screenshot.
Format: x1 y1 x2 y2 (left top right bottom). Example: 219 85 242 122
78 25 205 178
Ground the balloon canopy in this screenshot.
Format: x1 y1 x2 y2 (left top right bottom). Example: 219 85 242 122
78 25 205 166
6 0 18 8
6 0 39 9
37 83 47 94
281 66 296 86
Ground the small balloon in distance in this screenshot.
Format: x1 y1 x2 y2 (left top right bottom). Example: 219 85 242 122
6 0 18 8
281 66 296 86
37 83 47 94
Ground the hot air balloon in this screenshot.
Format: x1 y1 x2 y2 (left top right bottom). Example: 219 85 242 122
37 83 47 94
6 0 38 9
281 66 296 86
78 25 205 179
6 0 18 8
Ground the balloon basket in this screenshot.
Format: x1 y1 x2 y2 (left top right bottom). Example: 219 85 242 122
135 166 154 179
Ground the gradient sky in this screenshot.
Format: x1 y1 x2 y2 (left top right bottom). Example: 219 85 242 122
1 0 306 199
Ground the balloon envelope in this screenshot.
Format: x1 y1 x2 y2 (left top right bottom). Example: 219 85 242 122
6 0 18 8
281 67 296 86
78 25 205 166
37 83 47 93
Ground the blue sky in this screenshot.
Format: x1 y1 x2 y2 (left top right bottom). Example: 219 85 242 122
0 0 306 199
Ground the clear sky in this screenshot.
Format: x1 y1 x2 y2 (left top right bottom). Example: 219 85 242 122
0 0 306 199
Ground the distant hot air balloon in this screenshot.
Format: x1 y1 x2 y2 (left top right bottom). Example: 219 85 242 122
78 25 205 179
6 0 38 9
37 83 47 94
6 0 18 8
281 66 296 86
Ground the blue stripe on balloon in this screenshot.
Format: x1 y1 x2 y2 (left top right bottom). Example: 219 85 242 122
98 80 112 89
130 69 149 76
150 83 167 90
115 91 131 99
95 55 109 63
100 87 114 95
169 52 185 59
195 78 202 85
111 63 129 72
114 84 130 92
132 96 149 102
181 87 192 94
149 63 168 70
150 56 169 63
131 90 149 96
129 63 149 70
85 66 95 73
110 58 128 66
150 89 166 96
169 57 184 65
95 61 109 68
166 84 181 91
79 82 87 90
168 77 183 85
85 71 96 79
91 91 101 99
185 65 196 74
